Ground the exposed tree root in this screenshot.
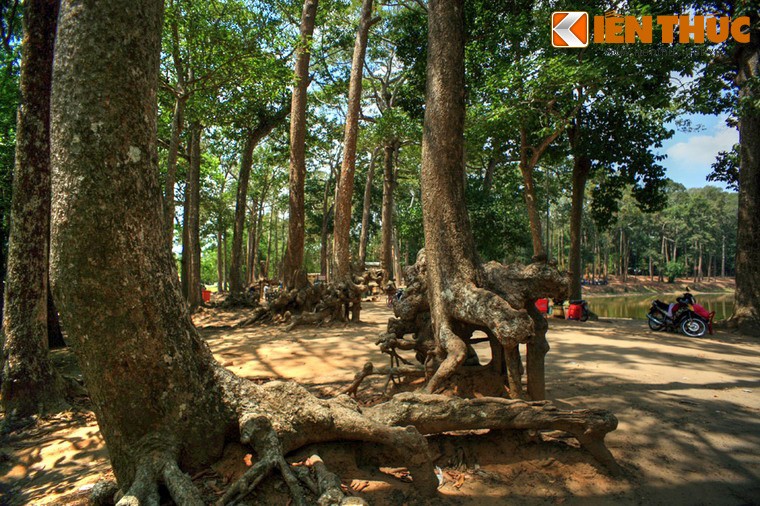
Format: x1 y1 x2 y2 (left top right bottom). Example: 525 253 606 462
193 363 621 504
364 392 620 475
113 437 204 506
379 250 568 400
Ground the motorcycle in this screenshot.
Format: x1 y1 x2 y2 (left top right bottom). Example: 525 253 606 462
647 292 710 337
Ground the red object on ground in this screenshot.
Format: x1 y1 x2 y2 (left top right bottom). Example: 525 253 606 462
202 289 211 303
535 298 549 314
567 303 583 320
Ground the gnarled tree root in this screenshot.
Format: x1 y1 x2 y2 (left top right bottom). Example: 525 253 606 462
380 250 569 400
365 392 621 476
210 365 620 505
113 439 204 506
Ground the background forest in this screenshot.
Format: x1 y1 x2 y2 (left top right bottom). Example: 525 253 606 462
0 0 743 306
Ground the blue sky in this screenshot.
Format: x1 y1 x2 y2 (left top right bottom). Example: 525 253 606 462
657 113 737 190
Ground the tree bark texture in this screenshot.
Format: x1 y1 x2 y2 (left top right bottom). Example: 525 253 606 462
332 0 374 283
182 123 202 309
568 154 591 301
50 0 232 487
358 147 379 266
1 0 66 418
283 0 318 290
731 18 760 336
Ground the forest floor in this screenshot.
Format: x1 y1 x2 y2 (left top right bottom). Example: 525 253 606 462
579 275 735 296
2 300 759 505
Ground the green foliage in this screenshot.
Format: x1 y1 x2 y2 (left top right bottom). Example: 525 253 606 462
665 261 685 283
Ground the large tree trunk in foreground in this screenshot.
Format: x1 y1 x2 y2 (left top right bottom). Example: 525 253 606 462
381 141 398 280
182 123 203 309
50 0 231 489
568 154 591 301
729 18 760 336
48 3 618 503
332 0 374 283
283 0 318 290
1 0 67 418
358 147 379 267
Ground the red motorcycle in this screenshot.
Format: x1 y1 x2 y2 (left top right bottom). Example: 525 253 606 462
647 293 713 337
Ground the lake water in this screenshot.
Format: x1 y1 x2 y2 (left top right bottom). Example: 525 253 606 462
582 293 735 320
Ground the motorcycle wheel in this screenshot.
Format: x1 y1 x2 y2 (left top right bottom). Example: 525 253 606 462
580 310 589 322
648 311 665 331
681 318 707 338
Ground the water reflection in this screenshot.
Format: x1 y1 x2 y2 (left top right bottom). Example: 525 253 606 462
584 293 735 320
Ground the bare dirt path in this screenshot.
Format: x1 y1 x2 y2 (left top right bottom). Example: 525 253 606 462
2 300 759 505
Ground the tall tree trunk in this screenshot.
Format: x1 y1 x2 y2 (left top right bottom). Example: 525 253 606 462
721 234 726 277
358 148 378 267
229 132 255 296
320 166 334 278
381 141 397 280
731 20 760 334
265 206 274 278
49 0 232 487
182 123 202 309
568 154 591 300
272 208 280 280
246 195 258 285
163 95 186 248
332 0 375 283
419 0 564 401
229 111 287 297
519 160 545 260
217 228 224 293
163 15 187 249
1 0 67 418
283 0 318 289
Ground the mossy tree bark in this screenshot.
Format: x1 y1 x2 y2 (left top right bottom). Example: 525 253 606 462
730 15 760 336
1 0 67 418
50 0 232 491
283 0 318 290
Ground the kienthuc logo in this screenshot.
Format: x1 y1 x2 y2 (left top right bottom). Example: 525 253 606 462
551 11 750 48
552 12 589 48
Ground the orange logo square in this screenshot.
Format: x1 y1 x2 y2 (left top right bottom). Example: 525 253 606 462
552 11 589 48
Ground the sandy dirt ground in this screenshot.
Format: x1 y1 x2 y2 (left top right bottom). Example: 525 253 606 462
2 300 759 505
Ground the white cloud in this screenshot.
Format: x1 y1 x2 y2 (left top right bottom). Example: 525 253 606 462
665 124 738 165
